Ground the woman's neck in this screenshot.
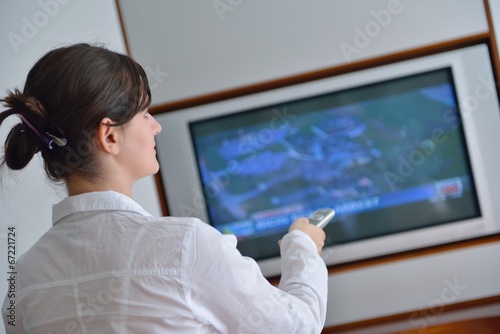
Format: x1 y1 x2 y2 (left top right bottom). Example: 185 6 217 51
66 174 133 198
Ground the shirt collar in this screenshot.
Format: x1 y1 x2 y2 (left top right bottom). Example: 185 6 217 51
52 191 153 225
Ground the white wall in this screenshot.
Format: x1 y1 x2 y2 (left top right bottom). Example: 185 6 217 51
119 0 488 106
0 1 160 333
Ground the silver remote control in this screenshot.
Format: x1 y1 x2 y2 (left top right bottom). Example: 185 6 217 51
308 208 335 229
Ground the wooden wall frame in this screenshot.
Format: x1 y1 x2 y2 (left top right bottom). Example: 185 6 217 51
116 0 500 331
326 296 500 333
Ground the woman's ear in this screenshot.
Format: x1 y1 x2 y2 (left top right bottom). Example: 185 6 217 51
98 118 121 155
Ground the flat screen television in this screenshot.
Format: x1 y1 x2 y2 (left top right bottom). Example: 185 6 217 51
155 44 500 277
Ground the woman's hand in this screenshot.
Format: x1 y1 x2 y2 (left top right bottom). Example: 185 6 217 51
282 217 326 254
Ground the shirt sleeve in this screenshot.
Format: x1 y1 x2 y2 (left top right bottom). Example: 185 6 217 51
184 219 328 334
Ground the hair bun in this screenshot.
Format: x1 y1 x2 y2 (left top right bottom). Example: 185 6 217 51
3 123 41 170
0 90 47 171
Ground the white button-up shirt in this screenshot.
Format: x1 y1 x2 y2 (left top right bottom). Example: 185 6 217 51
3 191 328 333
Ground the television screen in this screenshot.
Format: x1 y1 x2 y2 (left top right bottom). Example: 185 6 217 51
188 68 481 261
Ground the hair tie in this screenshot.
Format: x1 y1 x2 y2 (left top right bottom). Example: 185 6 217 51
18 115 67 150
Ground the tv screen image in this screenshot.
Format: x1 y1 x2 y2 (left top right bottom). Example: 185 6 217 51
189 68 480 261
155 44 500 277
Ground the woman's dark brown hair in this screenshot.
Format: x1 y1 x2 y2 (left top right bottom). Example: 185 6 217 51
0 43 151 182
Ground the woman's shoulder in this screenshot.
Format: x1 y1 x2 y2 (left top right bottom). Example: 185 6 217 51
152 215 236 246
152 216 206 227
146 216 219 236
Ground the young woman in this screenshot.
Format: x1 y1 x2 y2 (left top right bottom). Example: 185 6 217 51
0 43 328 333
